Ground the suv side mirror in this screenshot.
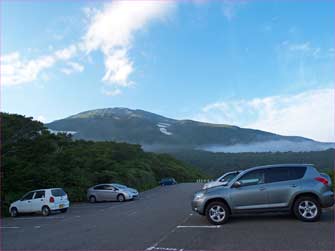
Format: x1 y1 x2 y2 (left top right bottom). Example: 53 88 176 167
232 181 241 188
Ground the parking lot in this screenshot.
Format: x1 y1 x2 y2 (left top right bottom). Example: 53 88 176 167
1 183 334 250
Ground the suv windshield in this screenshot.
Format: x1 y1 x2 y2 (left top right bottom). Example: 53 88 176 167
219 172 239 183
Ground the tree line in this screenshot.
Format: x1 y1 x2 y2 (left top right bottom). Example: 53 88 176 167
1 113 203 216
170 149 334 179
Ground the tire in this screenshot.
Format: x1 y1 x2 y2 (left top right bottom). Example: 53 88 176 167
117 194 125 202
205 201 230 225
10 207 18 217
42 206 51 216
89 196 96 203
60 208 68 213
293 196 321 222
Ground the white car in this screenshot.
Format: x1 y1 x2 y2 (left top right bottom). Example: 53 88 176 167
202 171 241 189
9 188 70 217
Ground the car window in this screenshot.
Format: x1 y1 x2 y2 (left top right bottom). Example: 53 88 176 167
105 185 116 190
21 192 34 201
290 166 306 180
265 167 291 183
51 189 66 197
34 191 45 199
94 185 106 190
238 170 264 186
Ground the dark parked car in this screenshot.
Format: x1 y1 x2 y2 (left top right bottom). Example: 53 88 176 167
159 178 177 186
192 164 334 225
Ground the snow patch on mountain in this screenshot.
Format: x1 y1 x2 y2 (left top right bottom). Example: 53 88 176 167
157 123 173 135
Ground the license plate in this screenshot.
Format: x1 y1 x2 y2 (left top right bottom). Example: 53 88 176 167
59 204 64 209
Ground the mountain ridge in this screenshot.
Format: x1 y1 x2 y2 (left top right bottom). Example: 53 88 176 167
47 107 333 152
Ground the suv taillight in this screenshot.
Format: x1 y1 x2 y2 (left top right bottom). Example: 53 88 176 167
49 196 55 203
315 177 328 185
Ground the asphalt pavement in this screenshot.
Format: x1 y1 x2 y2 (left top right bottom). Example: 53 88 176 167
1 183 334 250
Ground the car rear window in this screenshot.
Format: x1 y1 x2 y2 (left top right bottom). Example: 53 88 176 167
265 166 307 183
290 166 306 180
51 189 66 197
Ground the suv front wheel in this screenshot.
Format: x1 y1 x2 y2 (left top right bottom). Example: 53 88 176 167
293 196 321 222
206 201 229 225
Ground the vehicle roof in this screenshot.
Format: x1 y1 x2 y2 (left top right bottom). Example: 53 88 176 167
27 188 63 192
246 164 314 172
93 183 125 186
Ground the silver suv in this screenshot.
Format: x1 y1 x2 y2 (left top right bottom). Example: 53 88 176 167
192 164 334 225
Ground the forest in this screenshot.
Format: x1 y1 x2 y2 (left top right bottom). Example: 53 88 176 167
171 149 334 179
1 113 203 215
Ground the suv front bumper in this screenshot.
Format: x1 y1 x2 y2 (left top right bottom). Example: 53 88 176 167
191 198 206 215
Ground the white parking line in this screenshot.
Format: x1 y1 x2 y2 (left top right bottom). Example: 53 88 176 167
13 216 65 220
177 225 221 228
146 213 193 251
147 247 183 251
34 226 41 229
72 205 107 209
0 226 20 229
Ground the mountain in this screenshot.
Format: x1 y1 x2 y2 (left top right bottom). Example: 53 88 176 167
47 108 333 153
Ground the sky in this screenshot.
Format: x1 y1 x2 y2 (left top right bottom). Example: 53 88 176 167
1 0 334 142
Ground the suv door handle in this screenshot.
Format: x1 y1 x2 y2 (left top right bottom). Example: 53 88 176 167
259 187 266 191
290 184 297 188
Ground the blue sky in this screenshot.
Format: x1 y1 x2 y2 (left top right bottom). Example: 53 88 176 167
1 0 334 141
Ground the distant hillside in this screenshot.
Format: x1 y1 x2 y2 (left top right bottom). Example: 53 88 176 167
1 113 204 216
170 149 334 177
47 107 333 152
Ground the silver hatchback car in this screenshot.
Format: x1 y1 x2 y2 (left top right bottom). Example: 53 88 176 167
192 164 334 225
87 183 139 203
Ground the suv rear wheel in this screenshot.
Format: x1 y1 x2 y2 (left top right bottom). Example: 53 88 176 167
206 201 229 225
293 196 321 222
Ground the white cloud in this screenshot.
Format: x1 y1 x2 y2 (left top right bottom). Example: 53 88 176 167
83 0 175 87
1 52 56 86
61 61 84 75
54 45 77 60
196 88 334 142
1 44 78 85
2 1 175 94
102 48 133 86
36 115 47 123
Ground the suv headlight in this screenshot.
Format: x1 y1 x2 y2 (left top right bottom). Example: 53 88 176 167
194 192 205 200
